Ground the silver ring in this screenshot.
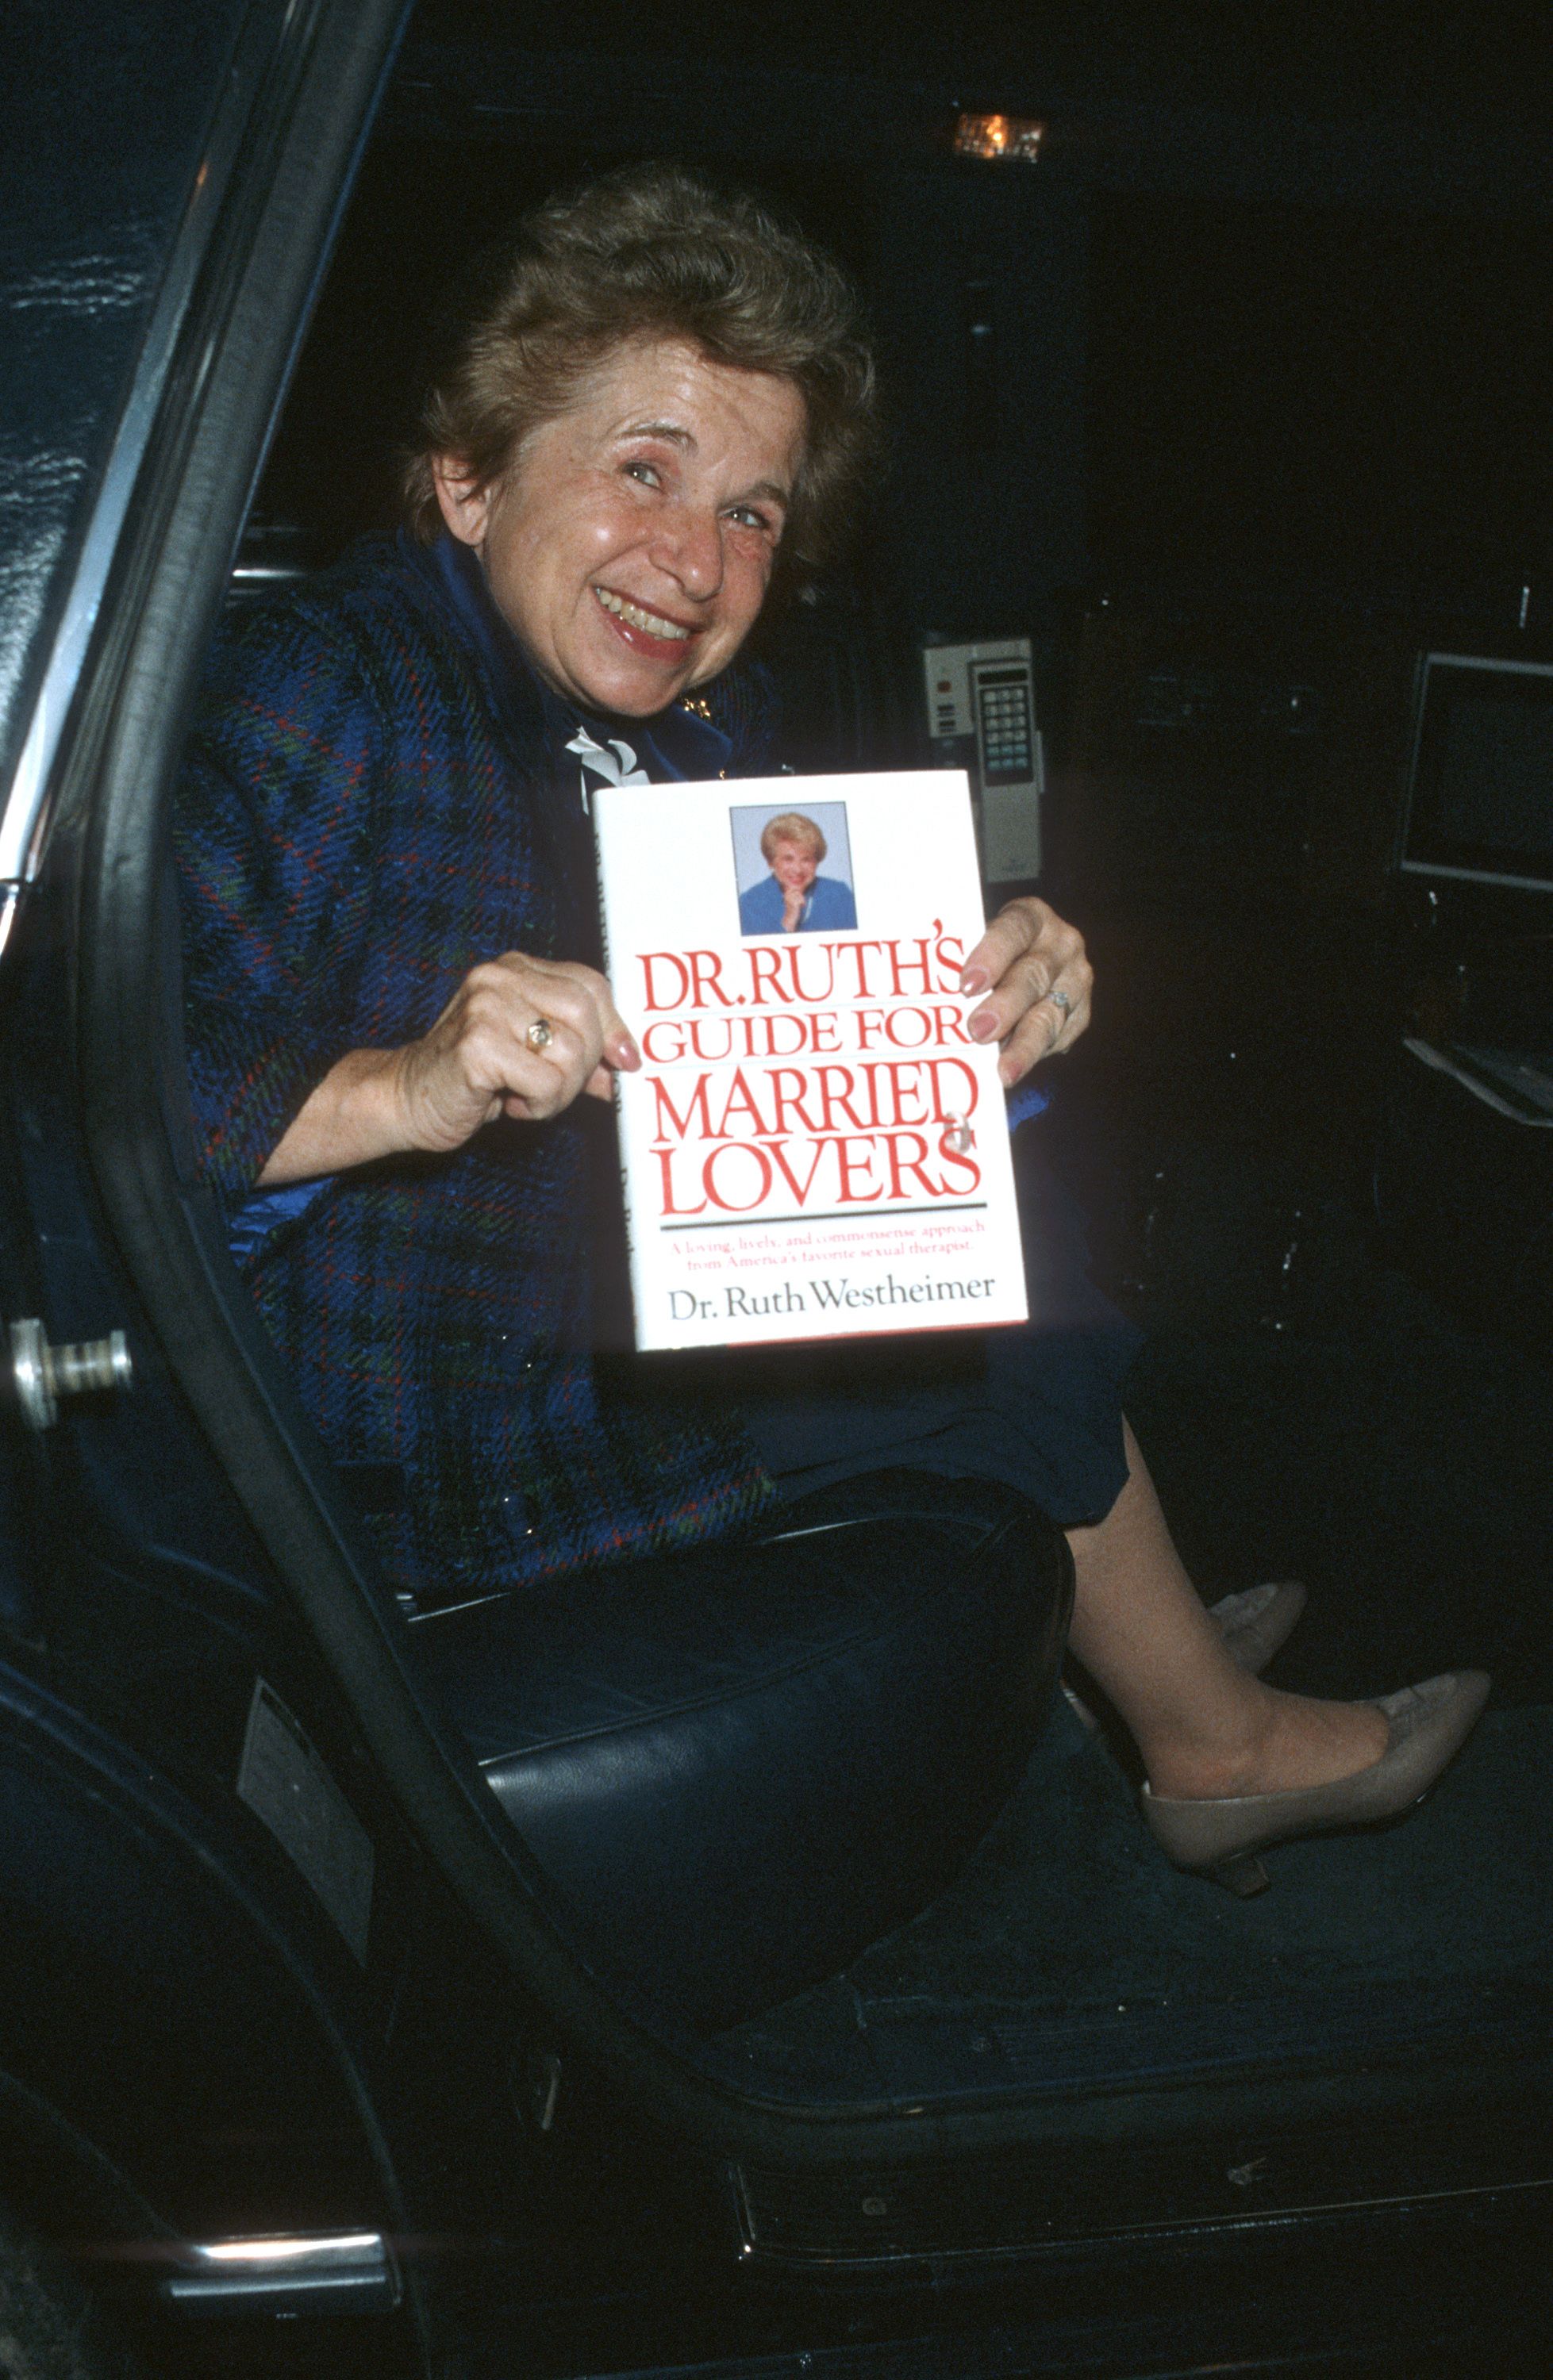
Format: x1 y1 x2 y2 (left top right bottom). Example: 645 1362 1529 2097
1046 988 1073 1018
525 1016 555 1052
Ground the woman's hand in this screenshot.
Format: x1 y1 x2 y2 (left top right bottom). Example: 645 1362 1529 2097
958 898 1093 1088
394 952 639 1150
256 953 639 1186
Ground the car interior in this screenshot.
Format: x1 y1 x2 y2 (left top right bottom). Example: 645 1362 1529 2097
157 0 1553 2240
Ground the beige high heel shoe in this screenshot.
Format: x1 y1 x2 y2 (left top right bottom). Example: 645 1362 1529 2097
1141 1669 1492 1896
1063 1579 1308 1733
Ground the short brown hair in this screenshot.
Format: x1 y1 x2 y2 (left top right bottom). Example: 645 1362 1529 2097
403 163 880 597
759 812 826 863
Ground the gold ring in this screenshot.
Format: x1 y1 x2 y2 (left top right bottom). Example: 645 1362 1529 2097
525 1017 555 1052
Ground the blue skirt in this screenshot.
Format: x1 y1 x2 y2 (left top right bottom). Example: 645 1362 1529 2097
701 1146 1142 1531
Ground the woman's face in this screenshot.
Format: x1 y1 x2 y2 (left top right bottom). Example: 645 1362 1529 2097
434 337 806 717
769 839 818 894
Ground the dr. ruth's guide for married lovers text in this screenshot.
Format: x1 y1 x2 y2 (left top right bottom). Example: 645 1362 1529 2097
593 770 1029 1353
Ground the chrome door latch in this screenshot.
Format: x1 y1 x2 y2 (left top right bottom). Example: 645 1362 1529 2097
9 1319 133 1432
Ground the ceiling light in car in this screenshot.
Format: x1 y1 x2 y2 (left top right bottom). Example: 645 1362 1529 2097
954 112 1045 163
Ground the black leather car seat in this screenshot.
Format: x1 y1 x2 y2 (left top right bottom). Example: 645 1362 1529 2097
406 1469 1072 2031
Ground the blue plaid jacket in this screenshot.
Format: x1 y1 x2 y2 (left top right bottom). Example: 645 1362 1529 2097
174 535 780 1603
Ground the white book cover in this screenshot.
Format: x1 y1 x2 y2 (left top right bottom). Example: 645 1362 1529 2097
593 770 1029 1352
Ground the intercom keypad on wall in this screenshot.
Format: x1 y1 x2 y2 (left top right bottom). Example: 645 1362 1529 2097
920 635 1043 884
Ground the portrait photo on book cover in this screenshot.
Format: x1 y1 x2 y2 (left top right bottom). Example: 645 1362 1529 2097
730 800 857 937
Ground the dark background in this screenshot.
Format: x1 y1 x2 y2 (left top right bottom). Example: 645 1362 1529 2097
265 0 1553 630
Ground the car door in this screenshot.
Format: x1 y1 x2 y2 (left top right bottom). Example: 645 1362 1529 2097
0 5 450 2368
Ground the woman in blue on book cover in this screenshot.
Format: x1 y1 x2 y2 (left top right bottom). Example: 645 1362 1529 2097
736 807 858 935
175 162 1486 1904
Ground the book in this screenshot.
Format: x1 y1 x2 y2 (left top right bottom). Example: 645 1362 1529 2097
592 770 1029 1352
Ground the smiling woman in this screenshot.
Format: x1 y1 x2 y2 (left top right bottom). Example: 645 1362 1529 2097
430 340 807 714
172 160 1486 1902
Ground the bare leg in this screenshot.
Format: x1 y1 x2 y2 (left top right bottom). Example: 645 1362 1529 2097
1064 1422 1388 1801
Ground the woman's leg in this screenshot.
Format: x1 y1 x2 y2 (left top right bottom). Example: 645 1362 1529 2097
1064 1422 1388 1801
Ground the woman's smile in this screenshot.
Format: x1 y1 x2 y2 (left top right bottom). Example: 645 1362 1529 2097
592 583 699 649
434 338 806 716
